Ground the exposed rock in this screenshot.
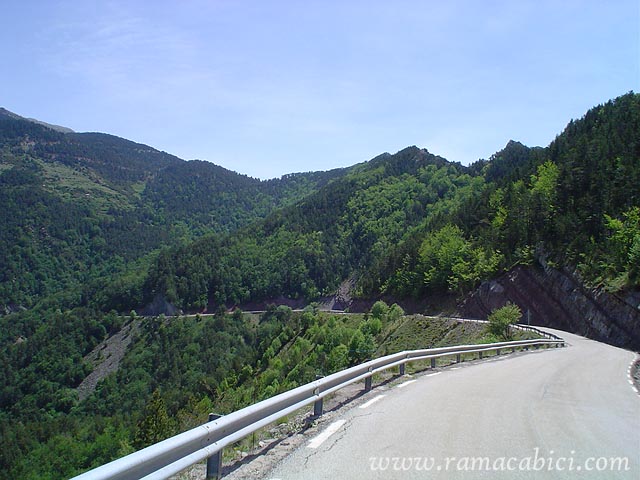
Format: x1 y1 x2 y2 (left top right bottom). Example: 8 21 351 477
1 303 27 316
318 275 358 311
77 319 141 401
140 294 182 316
235 296 307 312
459 262 640 351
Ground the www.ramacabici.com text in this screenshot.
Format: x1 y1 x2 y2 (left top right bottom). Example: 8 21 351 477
369 448 630 473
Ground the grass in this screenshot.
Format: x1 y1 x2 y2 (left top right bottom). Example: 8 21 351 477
37 158 132 211
376 315 488 355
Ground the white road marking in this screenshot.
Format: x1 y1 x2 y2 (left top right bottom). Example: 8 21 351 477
626 358 639 395
426 372 442 377
307 420 346 449
359 395 386 409
397 379 416 389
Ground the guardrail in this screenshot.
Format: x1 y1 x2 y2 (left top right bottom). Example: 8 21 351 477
514 324 565 341
71 336 565 480
446 316 564 341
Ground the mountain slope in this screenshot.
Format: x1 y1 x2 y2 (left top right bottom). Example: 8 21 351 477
0 109 349 310
0 94 638 480
135 147 478 311
132 93 640 316
367 92 640 302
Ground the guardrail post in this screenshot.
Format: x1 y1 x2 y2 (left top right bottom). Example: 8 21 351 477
313 376 324 417
456 353 461 363
430 358 436 369
399 363 406 375
511 347 516 353
365 375 372 392
206 414 223 480
496 348 501 356
313 397 323 417
479 351 483 359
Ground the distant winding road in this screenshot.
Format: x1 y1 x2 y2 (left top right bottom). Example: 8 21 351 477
264 328 639 479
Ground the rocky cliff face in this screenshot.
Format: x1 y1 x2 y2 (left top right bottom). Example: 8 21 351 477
459 261 640 351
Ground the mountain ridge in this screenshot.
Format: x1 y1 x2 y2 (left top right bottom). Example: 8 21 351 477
0 107 75 133
0 111 356 310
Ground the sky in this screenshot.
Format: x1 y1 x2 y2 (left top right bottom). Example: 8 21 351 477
1 0 638 179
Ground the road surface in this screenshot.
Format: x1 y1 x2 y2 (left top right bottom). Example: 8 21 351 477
263 328 639 479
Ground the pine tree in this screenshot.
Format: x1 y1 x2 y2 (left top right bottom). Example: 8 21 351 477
133 389 174 449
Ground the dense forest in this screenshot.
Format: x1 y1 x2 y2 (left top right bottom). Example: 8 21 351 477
0 111 346 310
0 93 638 478
137 93 640 311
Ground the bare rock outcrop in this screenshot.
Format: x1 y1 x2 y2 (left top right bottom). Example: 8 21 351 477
460 263 640 351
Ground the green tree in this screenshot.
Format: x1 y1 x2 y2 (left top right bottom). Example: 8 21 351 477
388 303 405 322
604 207 640 284
326 344 349 373
133 390 174 449
418 225 500 293
348 330 376 364
370 300 389 320
486 304 522 341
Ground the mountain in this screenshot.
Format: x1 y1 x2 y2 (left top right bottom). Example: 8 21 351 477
367 93 640 300
137 146 471 311
130 93 640 317
0 93 638 480
0 107 75 133
0 108 348 310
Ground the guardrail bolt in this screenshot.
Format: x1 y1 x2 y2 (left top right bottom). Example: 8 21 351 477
206 413 223 480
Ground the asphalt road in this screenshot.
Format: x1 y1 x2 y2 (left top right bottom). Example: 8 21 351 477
263 328 640 479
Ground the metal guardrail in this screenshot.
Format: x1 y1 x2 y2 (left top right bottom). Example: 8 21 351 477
71 335 565 480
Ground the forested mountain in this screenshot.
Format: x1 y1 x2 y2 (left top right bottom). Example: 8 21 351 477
135 93 639 313
137 147 474 311
363 93 640 299
0 109 346 310
0 93 638 479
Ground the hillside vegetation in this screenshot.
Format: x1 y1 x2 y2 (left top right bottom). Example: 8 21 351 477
1 305 513 479
139 93 640 311
0 110 345 310
0 93 638 479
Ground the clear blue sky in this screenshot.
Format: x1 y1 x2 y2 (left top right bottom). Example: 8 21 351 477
2 0 638 179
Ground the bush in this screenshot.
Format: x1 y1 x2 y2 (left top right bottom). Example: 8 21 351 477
486 303 522 340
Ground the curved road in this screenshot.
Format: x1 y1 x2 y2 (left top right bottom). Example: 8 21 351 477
263 328 639 479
